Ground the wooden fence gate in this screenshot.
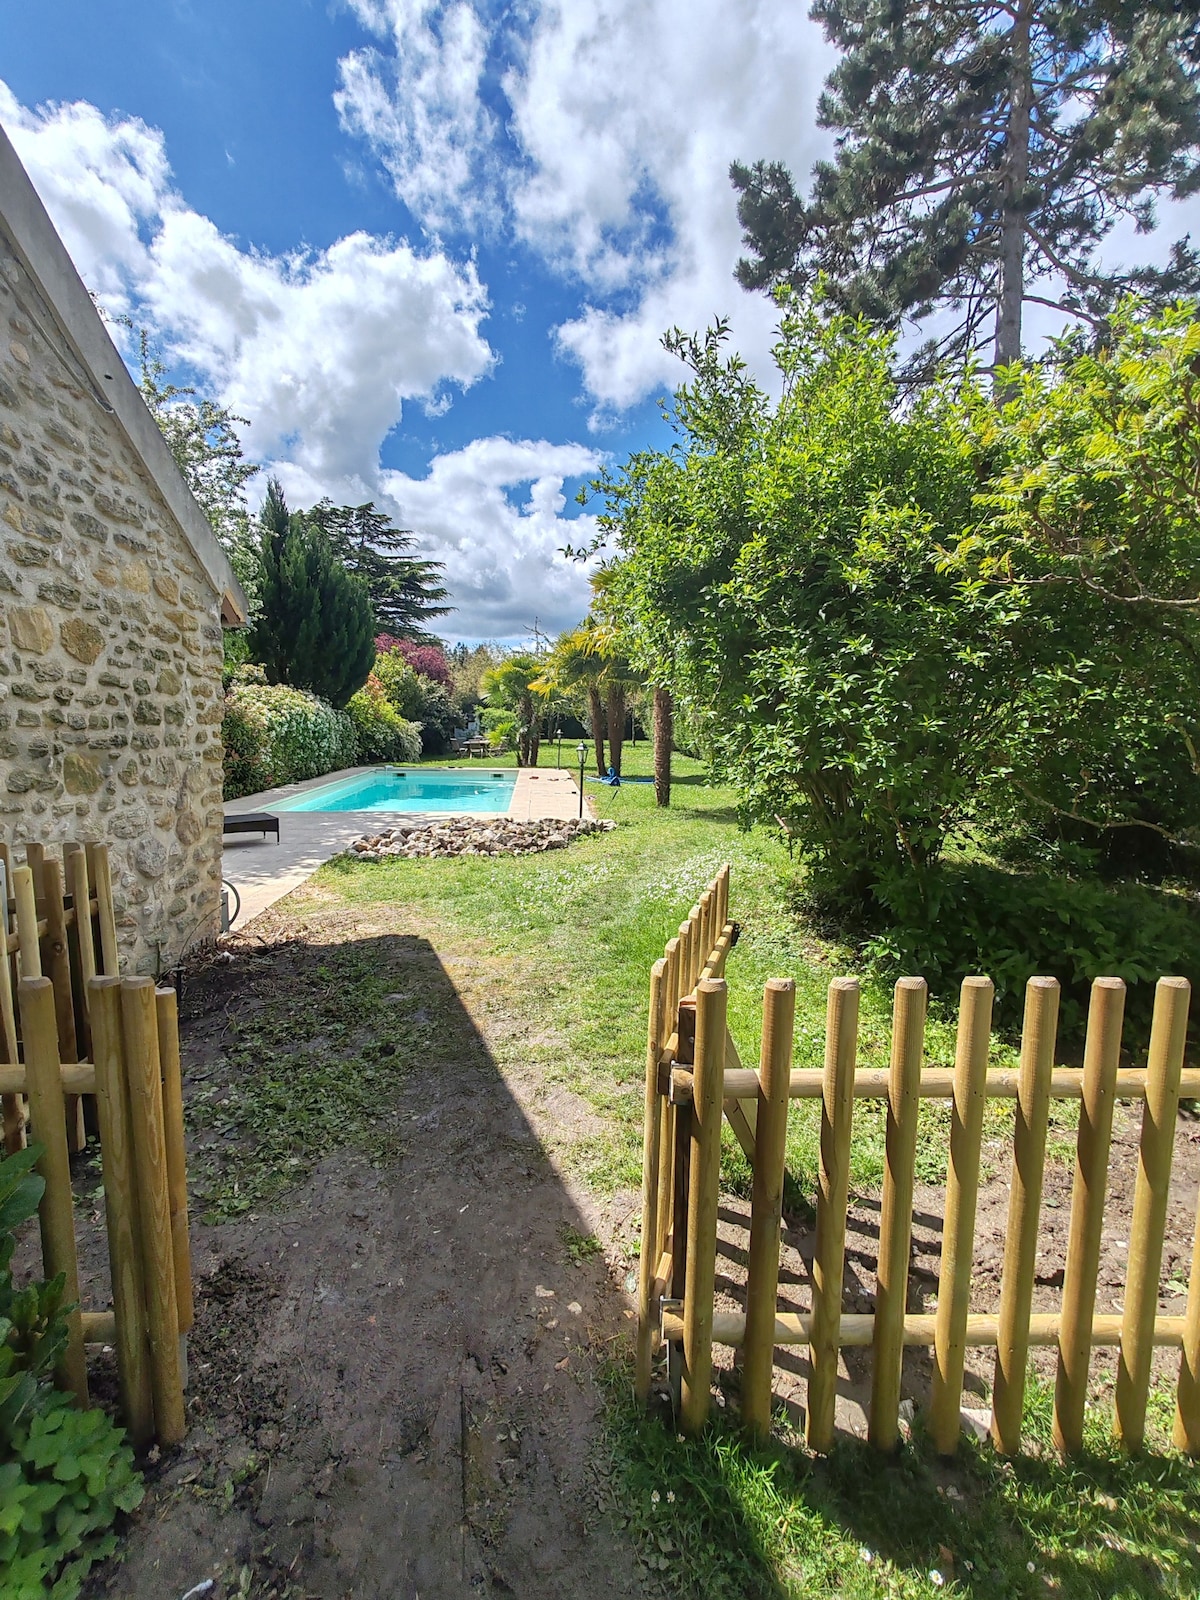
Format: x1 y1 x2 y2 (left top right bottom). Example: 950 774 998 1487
2 842 191 1447
637 865 1200 1459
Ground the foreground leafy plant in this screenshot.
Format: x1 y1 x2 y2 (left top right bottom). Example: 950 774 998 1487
0 1146 143 1598
0 1393 143 1599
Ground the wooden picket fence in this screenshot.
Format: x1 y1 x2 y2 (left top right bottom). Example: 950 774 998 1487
2 841 191 1447
637 865 1200 1458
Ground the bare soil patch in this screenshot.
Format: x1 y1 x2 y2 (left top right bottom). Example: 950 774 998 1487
75 894 650 1600
702 1102 1200 1435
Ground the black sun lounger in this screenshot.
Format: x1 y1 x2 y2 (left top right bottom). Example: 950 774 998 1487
223 811 279 843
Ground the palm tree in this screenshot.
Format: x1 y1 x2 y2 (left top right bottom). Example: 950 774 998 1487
481 654 546 767
538 626 610 777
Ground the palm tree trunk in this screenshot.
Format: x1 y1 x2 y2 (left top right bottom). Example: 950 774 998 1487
606 683 625 776
588 686 606 777
653 686 672 807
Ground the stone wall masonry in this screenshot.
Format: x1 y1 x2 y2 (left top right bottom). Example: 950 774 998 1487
0 232 227 975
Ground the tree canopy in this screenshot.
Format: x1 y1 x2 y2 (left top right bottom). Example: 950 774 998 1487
307 500 451 643
731 1 1200 374
590 299 1200 914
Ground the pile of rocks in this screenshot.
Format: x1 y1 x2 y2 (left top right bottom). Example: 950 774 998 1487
348 815 616 860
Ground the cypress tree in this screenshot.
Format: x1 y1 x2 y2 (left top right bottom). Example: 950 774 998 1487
249 480 376 708
731 2 1200 374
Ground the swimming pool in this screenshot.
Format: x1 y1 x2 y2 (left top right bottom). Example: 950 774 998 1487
276 768 517 815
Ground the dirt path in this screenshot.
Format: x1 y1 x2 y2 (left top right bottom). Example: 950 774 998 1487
81 895 651 1600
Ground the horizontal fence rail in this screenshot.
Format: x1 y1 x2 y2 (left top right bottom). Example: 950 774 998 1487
637 866 1200 1461
2 841 190 1447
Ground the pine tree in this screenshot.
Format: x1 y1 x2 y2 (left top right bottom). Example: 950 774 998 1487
249 481 376 708
731 2 1200 373
306 500 451 642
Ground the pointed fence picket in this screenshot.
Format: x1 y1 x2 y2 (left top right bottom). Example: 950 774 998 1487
638 865 1200 1459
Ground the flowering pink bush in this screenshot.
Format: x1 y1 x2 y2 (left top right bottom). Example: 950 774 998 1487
374 635 452 686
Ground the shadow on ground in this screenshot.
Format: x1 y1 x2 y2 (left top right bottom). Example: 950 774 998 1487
80 918 652 1600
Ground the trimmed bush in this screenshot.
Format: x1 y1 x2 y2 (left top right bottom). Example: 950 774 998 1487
345 677 423 764
222 682 357 800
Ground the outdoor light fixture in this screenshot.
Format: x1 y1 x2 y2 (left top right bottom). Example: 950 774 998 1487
576 741 587 817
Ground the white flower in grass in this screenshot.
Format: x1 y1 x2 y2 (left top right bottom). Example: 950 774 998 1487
651 1490 660 1504
859 1548 873 1564
930 1572 945 1588
666 1491 675 1503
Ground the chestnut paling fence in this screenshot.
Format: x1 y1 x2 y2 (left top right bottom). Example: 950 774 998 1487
636 865 1200 1457
2 840 191 1447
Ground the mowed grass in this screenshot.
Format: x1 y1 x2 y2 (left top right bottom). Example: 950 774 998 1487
293 745 1197 1600
322 744 1029 1198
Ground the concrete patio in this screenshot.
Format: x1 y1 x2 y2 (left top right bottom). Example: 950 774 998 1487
222 765 588 926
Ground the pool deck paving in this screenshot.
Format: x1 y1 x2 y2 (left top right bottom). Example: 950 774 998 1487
223 764 587 928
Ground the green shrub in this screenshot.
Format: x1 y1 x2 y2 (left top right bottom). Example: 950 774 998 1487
0 1394 144 1600
222 682 357 799
0 1147 143 1599
374 652 459 754
345 676 422 763
864 862 1200 1045
481 708 516 747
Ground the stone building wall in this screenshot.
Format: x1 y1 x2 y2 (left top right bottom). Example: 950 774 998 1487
0 231 228 975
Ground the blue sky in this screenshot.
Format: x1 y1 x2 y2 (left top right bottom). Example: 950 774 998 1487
0 0 835 641
9 4 1192 644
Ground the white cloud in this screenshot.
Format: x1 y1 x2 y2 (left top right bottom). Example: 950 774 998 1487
335 0 499 232
0 79 604 639
377 437 601 643
0 80 166 308
336 0 836 412
0 80 495 489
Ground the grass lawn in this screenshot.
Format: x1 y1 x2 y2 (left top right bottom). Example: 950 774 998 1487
209 741 1199 1600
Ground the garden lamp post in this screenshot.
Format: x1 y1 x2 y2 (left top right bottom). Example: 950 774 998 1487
576 741 587 818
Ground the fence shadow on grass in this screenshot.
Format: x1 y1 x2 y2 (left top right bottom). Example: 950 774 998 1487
622 1382 1200 1599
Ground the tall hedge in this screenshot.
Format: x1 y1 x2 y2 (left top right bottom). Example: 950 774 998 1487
222 683 357 800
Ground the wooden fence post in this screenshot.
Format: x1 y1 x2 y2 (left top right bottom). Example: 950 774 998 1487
121 978 185 1446
41 857 85 1154
869 977 926 1451
655 938 681 1270
742 978 796 1439
156 987 194 1345
807 977 859 1452
64 844 96 1059
930 976 993 1455
991 977 1059 1456
637 958 668 1401
12 865 41 979
85 843 119 976
1116 977 1189 1453
17 976 88 1404
1052 977 1125 1456
0 860 24 1153
89 976 154 1446
681 977 727 1435
1175 1174 1200 1454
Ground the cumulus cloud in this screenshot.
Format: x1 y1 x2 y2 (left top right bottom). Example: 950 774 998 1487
336 0 836 412
377 437 601 642
0 80 494 488
0 80 611 640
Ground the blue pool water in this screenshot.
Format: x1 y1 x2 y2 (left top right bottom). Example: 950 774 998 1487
277 768 516 814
